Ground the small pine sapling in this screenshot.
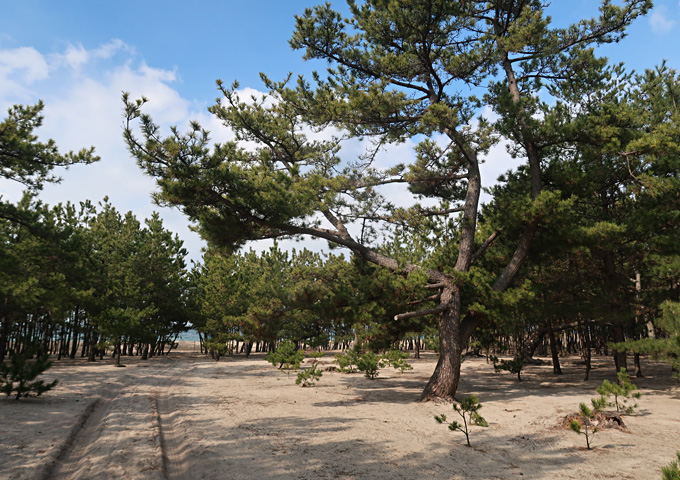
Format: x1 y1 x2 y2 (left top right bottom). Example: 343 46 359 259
266 341 305 373
661 451 680 480
490 355 525 381
335 348 361 373
0 348 59 400
569 399 602 450
434 395 488 447
357 352 381 379
296 364 323 387
308 351 324 362
380 350 413 374
596 368 642 414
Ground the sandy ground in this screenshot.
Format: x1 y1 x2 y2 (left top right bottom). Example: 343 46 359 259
0 342 678 480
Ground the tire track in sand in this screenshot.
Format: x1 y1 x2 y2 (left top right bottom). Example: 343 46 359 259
43 357 198 480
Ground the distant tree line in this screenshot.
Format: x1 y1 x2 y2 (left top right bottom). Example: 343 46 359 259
0 103 193 366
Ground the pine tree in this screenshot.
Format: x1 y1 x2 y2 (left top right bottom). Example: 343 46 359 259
662 452 680 480
435 395 488 447
0 346 58 400
124 0 652 400
596 368 642 414
569 402 599 450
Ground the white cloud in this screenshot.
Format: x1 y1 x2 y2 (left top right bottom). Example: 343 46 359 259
649 6 676 34
0 47 49 83
51 39 132 71
0 41 209 263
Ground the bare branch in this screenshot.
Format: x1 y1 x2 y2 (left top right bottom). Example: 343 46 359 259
393 303 448 321
471 228 503 265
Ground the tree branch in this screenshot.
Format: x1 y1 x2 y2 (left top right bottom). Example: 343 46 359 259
393 303 448 321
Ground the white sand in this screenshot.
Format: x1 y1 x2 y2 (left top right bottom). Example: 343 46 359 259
1 343 678 479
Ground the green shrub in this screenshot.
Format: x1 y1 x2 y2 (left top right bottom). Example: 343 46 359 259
380 350 412 374
296 364 323 387
335 348 361 373
357 352 381 379
0 347 59 400
308 351 325 361
490 355 525 381
596 368 641 414
266 341 304 371
434 395 488 447
662 451 680 480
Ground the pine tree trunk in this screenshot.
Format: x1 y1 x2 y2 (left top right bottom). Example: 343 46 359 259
612 322 628 372
420 287 462 401
548 323 562 375
69 308 80 359
634 352 643 377
0 312 9 363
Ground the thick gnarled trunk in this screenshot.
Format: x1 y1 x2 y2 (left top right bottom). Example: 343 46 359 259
421 286 463 401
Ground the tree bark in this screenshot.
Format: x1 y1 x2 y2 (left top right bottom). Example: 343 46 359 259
0 312 9 363
548 323 562 375
420 286 463 401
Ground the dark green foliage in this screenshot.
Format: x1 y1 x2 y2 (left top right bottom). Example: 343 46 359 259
662 452 680 480
434 395 488 447
380 349 413 374
335 348 362 373
596 368 642 414
613 302 680 382
357 352 381 379
0 347 58 400
308 351 324 361
490 355 525 381
266 341 305 371
203 338 231 361
296 364 323 387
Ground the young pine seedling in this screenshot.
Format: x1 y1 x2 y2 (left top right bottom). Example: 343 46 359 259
334 348 361 373
357 352 381 379
435 395 488 447
596 368 642 414
296 364 323 387
661 451 680 480
308 351 325 362
569 397 605 450
266 341 305 374
380 350 413 374
490 355 525 381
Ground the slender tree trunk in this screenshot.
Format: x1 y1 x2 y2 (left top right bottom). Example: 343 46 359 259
0 313 10 363
548 323 562 375
582 324 592 381
114 342 123 367
69 308 80 359
611 322 628 372
88 332 98 362
634 352 643 377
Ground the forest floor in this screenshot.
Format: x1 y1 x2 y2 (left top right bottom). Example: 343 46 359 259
0 343 678 480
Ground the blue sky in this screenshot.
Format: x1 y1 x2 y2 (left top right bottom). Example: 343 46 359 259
1 1 679 263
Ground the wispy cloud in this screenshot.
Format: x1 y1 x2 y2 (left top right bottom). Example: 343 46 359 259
0 41 207 262
0 47 49 82
649 5 676 34
51 39 133 70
